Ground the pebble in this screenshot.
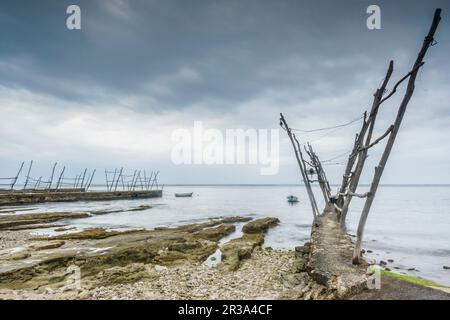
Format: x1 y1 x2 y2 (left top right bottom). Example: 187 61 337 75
87 250 298 300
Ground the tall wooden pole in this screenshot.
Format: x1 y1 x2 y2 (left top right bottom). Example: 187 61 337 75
280 113 319 220
80 168 87 189
48 162 58 190
293 135 320 216
56 166 65 190
23 160 33 190
353 8 442 264
336 114 366 211
339 61 394 229
10 162 24 190
305 144 329 203
310 144 331 197
114 167 123 192
86 169 96 191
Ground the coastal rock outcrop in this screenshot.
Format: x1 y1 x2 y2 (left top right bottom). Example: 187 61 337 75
0 212 90 230
242 217 280 234
0 216 257 290
219 217 280 271
220 234 265 271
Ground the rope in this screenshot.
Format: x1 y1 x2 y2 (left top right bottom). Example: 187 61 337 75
322 149 353 162
290 115 364 133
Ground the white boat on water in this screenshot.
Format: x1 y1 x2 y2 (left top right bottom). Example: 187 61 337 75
287 195 299 203
175 192 193 197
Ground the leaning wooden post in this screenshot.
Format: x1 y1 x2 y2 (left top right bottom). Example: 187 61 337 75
114 167 123 192
110 169 118 192
293 135 320 216
10 162 24 190
309 143 331 199
80 168 87 189
336 114 366 210
280 113 319 219
35 176 42 189
86 169 96 191
305 144 328 203
23 160 33 190
129 170 137 191
47 162 58 190
132 171 141 191
353 8 442 264
56 166 65 190
147 170 153 190
339 61 394 229
105 170 110 191
150 171 160 190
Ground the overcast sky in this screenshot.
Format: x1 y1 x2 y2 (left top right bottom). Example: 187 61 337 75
0 0 449 185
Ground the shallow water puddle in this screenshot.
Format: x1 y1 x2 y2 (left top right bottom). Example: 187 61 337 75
203 222 246 268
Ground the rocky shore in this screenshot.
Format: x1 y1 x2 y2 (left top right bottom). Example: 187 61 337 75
0 211 310 299
0 208 448 300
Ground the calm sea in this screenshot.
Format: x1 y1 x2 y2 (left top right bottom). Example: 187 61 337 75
26 185 450 286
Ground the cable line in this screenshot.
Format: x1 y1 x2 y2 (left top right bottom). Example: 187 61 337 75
291 114 364 133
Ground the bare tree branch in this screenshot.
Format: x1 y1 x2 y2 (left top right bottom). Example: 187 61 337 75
360 125 394 151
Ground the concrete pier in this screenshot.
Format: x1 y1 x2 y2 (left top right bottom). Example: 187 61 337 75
306 204 368 298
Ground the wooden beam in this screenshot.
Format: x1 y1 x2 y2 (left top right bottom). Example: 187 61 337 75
339 60 394 229
280 113 319 219
353 8 442 264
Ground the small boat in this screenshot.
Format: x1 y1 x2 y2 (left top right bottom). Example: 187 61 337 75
287 195 299 203
175 192 193 198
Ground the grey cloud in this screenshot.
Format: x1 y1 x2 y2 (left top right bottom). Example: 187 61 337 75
0 0 449 184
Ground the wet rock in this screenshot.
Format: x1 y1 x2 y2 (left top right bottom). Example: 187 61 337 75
127 205 152 212
193 224 235 242
155 242 217 265
310 269 332 286
29 241 65 251
387 259 394 263
281 273 306 288
76 290 91 300
220 216 252 223
295 245 310 255
0 212 90 230
54 227 76 232
293 258 308 273
33 228 143 240
0 216 274 291
168 240 202 252
4 224 65 231
93 263 158 286
9 251 31 260
367 250 373 253
379 260 387 266
220 234 265 271
242 218 280 234
443 266 450 270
